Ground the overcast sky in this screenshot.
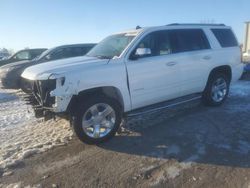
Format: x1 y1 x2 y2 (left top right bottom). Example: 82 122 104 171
1 0 249 51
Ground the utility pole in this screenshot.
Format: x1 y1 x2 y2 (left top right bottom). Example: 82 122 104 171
243 22 250 56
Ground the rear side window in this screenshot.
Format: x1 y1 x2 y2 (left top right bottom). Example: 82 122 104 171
171 29 211 53
211 29 238 47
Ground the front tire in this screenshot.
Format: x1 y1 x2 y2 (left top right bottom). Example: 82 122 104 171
72 95 122 144
202 73 230 106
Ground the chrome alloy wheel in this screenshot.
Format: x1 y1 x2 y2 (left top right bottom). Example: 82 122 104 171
211 77 227 102
82 103 116 138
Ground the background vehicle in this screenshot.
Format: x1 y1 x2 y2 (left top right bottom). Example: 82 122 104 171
21 24 243 144
0 48 47 66
0 43 96 90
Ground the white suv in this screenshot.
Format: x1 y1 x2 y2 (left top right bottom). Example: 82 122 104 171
21 24 243 144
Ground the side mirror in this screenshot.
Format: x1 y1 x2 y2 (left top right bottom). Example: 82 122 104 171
135 48 151 56
129 48 152 60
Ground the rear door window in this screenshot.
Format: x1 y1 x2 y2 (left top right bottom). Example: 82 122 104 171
170 29 211 53
211 29 238 47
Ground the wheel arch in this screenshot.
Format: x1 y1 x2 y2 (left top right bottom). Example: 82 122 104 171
67 86 124 116
208 65 232 83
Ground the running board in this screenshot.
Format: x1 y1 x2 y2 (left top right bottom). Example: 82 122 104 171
127 94 202 117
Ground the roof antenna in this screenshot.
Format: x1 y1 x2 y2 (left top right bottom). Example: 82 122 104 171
136 25 141 29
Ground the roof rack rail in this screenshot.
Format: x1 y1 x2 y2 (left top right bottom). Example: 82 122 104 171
167 23 226 26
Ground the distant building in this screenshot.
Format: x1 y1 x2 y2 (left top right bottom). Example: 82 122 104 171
243 21 250 61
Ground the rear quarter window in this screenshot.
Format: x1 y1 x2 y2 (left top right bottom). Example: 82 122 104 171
211 29 238 48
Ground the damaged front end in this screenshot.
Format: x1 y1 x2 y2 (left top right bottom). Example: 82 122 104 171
22 72 75 121
23 79 57 120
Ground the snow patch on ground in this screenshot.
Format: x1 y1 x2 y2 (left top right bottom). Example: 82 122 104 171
148 162 192 186
230 81 250 97
165 162 192 180
0 89 73 170
0 89 18 101
1 182 22 188
226 81 250 113
0 182 42 188
166 166 181 179
0 94 33 129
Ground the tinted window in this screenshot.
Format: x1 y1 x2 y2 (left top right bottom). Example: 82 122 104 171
70 47 92 57
171 29 210 53
30 50 46 59
48 48 68 60
133 30 173 58
211 29 238 47
45 46 93 61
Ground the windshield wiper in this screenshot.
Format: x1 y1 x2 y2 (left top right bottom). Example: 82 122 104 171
94 55 111 59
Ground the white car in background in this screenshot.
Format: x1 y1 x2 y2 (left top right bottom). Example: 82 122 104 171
22 23 243 144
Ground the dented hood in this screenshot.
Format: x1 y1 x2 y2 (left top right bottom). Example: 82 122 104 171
21 56 109 80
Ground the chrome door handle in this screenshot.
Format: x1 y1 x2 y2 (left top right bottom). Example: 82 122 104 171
166 62 177 66
203 55 211 60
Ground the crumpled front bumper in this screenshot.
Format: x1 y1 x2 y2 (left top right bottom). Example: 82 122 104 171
23 78 73 120
23 79 57 120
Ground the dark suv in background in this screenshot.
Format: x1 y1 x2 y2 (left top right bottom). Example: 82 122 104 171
0 43 96 90
0 48 47 66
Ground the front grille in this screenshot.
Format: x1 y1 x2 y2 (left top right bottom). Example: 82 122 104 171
33 79 56 107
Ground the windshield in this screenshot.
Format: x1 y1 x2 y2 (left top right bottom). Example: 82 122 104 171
87 33 135 59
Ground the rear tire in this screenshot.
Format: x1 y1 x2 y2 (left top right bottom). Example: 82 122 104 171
202 73 230 106
72 95 122 144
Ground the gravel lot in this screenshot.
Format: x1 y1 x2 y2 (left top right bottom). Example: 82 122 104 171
0 76 250 188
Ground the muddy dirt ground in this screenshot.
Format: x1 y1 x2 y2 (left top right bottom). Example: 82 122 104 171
1 75 250 188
